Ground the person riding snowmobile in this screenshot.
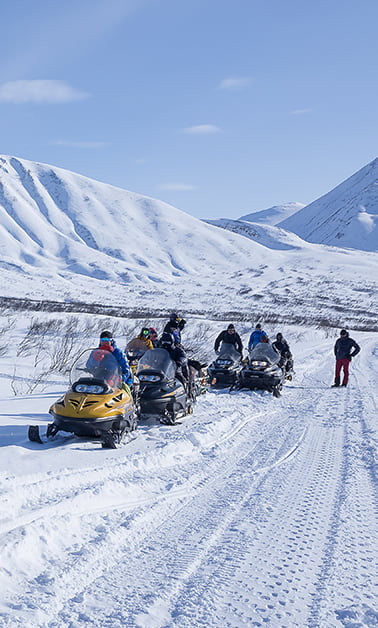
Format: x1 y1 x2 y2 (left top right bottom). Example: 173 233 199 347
87 331 134 393
159 331 189 387
135 327 154 350
163 312 186 345
149 327 159 347
272 332 293 372
248 323 268 350
214 323 243 355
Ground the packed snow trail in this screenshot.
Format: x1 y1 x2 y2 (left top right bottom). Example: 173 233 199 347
0 334 377 627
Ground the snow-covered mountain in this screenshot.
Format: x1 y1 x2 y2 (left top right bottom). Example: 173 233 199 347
205 218 306 251
0 155 377 329
239 202 305 226
279 158 378 251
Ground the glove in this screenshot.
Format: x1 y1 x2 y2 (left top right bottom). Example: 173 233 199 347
178 319 186 330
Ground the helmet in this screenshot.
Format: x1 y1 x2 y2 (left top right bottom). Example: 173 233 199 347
100 330 113 339
255 323 262 330
340 329 348 337
170 312 181 321
276 333 283 341
141 327 150 337
227 324 235 330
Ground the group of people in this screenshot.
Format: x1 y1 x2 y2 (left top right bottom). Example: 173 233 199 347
89 313 361 394
214 322 361 387
214 322 293 372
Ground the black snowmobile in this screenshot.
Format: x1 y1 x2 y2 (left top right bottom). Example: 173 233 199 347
136 348 196 424
208 343 243 388
235 343 285 397
125 338 148 375
28 349 137 448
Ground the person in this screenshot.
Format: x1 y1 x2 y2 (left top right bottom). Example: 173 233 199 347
272 332 293 372
89 331 134 393
149 327 159 347
163 312 186 345
332 329 360 387
214 324 243 355
135 327 154 350
248 323 267 351
159 331 189 386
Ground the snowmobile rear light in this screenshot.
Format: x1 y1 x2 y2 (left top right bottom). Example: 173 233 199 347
138 374 161 382
251 360 268 367
74 383 106 394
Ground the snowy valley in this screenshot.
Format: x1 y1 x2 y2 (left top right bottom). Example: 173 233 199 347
0 155 377 627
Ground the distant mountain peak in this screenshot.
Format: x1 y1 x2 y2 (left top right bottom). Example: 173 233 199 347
279 158 378 251
238 202 305 226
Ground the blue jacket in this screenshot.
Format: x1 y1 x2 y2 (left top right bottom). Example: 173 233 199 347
112 342 134 385
248 329 267 351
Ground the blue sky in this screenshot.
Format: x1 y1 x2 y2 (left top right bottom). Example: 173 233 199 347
0 0 377 219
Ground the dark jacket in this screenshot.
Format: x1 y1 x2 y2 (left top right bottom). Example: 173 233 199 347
214 330 243 354
272 339 291 358
164 344 189 379
163 319 186 345
334 335 360 360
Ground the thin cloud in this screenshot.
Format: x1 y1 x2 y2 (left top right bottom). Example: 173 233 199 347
53 140 107 148
291 108 313 115
219 77 251 90
0 80 89 104
181 124 221 135
159 183 197 191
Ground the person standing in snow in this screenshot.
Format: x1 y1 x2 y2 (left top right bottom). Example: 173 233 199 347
332 329 360 388
248 323 267 351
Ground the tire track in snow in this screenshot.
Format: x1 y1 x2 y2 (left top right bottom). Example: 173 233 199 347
51 407 309 627
311 355 378 627
0 397 301 626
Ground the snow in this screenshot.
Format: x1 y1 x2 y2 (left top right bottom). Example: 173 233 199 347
0 154 377 330
239 202 305 226
0 154 378 626
0 322 377 627
279 158 378 251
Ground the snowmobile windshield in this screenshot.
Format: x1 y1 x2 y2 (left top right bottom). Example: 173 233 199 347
125 338 147 357
136 348 176 381
70 349 123 390
218 343 241 362
249 343 279 365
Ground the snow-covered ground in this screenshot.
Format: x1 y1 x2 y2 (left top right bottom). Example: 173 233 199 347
1 322 377 627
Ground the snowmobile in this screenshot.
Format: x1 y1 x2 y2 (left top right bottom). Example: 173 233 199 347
125 338 148 375
207 343 243 388
235 343 285 397
136 348 196 424
28 348 137 448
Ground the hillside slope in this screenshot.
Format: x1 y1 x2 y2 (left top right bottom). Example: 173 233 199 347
279 158 378 251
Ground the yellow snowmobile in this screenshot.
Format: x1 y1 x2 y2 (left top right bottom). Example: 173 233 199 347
28 348 137 448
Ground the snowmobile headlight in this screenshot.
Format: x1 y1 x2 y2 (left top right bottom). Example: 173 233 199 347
74 383 105 394
251 360 268 367
138 374 161 382
217 359 232 366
